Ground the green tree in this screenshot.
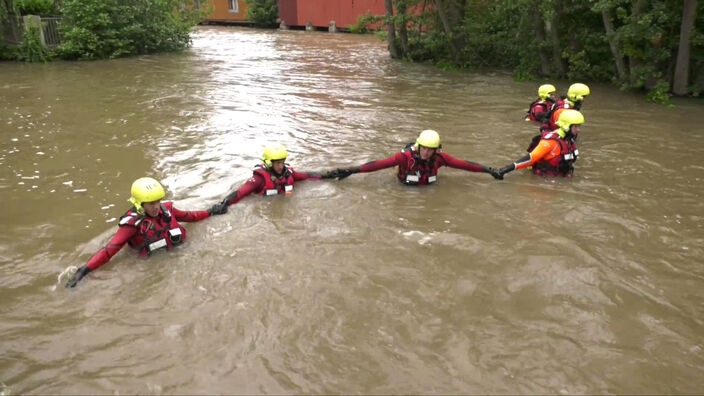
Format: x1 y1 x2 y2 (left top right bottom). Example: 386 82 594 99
673 0 697 95
15 0 56 15
15 22 50 61
58 0 205 60
1 0 16 40
366 0 703 99
245 0 277 28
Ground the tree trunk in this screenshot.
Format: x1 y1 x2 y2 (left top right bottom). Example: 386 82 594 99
433 0 466 64
546 3 566 78
673 0 697 95
385 0 400 59
417 0 428 36
532 0 551 76
628 0 645 86
397 0 410 57
601 9 627 80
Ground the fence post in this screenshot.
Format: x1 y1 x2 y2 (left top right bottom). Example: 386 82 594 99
22 15 46 46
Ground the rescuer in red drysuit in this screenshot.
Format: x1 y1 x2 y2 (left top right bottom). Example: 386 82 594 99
65 177 226 287
324 130 503 184
219 144 339 206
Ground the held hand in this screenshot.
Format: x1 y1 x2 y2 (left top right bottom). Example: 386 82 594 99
320 169 341 179
485 167 504 180
321 168 356 180
208 202 228 216
499 164 516 176
335 168 355 180
65 266 90 288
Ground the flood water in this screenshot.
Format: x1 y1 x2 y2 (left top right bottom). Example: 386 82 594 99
1 26 703 394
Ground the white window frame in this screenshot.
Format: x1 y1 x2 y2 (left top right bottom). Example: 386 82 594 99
228 0 239 13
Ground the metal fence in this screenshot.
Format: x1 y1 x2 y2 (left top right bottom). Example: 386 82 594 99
41 17 62 46
0 15 62 46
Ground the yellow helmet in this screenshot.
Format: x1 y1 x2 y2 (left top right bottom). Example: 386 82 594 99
567 83 590 102
261 144 287 168
415 129 441 149
555 109 585 136
129 177 165 215
538 84 556 100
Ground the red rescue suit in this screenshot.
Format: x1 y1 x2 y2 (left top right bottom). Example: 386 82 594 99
252 163 295 196
398 144 440 185
84 202 209 271
541 98 582 132
525 99 555 123
119 202 186 256
532 131 579 177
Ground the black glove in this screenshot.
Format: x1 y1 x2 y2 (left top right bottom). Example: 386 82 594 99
335 168 358 180
208 202 228 216
483 166 504 180
65 266 90 288
499 164 516 176
320 169 340 179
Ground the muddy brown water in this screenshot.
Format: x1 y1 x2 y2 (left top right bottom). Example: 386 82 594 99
1 26 703 394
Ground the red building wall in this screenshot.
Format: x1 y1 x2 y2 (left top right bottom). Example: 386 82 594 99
278 0 386 29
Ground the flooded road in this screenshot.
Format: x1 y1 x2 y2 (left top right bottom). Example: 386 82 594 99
1 26 703 394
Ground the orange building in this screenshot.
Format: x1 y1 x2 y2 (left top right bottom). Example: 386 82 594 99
277 0 386 30
203 0 250 23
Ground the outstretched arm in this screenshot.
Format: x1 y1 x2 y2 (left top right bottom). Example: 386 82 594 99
66 226 137 287
440 153 503 179
358 153 403 173
320 153 402 180
291 170 322 181
440 152 488 172
499 140 556 176
221 174 265 206
171 206 211 222
85 226 136 271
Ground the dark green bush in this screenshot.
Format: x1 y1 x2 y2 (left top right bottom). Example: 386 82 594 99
15 24 51 62
16 0 56 16
58 0 205 60
245 0 278 28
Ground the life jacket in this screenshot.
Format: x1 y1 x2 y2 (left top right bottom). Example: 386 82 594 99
526 128 558 152
525 98 554 123
531 131 579 177
118 201 186 256
541 97 582 132
253 163 295 196
398 143 441 185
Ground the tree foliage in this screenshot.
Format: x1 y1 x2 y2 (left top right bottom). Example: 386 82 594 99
245 0 278 28
58 0 206 60
15 22 50 61
359 0 704 98
1 0 16 40
15 0 56 15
